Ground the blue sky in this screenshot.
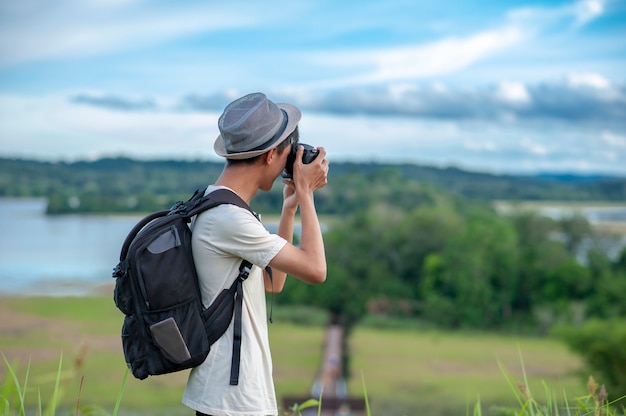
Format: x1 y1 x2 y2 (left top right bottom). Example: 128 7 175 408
0 0 625 175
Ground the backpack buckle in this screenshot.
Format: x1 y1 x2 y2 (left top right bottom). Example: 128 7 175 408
169 200 187 215
112 261 127 278
237 263 251 281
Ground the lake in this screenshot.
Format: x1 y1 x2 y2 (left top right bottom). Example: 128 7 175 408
0 199 145 295
0 198 289 296
1 198 625 296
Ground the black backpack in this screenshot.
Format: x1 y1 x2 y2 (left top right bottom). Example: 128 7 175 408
112 188 269 385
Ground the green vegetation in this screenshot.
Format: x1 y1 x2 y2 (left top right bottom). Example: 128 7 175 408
1 157 625 215
281 187 626 403
2 157 626 413
4 297 621 415
554 319 626 399
0 297 325 415
283 191 626 329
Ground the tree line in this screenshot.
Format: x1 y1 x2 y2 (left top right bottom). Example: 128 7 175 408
1 157 625 215
282 185 626 330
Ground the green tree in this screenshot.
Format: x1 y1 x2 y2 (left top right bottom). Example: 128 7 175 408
559 214 593 255
586 249 626 318
420 206 519 328
391 204 462 299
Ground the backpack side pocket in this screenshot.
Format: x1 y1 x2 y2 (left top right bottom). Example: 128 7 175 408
143 298 209 375
149 317 191 363
113 272 133 315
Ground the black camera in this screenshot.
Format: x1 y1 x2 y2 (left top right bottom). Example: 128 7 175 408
281 143 319 179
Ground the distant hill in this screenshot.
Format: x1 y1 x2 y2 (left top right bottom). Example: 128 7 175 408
0 157 624 214
329 161 626 201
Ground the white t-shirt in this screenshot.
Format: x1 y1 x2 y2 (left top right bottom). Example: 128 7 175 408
182 186 287 416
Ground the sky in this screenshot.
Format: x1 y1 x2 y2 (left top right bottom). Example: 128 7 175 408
0 0 625 176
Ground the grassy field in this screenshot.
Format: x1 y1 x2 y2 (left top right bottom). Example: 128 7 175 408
348 328 585 415
0 296 588 415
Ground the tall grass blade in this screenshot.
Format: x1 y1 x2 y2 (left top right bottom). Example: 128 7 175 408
76 375 84 416
44 352 63 416
316 385 323 416
498 359 525 407
20 361 30 416
517 346 535 416
473 396 482 416
0 396 11 416
542 380 555 415
292 399 319 415
361 371 371 416
1 353 26 416
112 366 129 416
606 394 626 416
562 390 572 416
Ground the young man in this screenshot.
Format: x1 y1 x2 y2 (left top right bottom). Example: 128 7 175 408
182 92 329 415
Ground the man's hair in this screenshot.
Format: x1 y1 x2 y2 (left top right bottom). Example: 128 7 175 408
226 126 299 166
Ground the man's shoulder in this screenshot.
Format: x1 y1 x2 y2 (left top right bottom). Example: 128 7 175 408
194 203 253 231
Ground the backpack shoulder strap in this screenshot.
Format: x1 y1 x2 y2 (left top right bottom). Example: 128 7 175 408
186 188 257 219
115 209 170 269
187 187 272 386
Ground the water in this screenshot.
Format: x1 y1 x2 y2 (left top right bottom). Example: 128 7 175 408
537 205 626 223
0 198 285 296
1 199 625 296
0 199 144 295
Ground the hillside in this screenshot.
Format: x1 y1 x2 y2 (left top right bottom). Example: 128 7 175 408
0 157 624 214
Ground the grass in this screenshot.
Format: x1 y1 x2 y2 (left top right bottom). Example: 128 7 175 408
0 296 325 415
0 295 610 415
348 327 584 415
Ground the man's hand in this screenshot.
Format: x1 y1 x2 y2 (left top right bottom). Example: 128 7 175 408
293 146 328 195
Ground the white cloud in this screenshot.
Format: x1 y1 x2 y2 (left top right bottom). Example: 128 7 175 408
2 93 626 175
1 0 624 176
311 26 525 86
0 94 219 160
373 27 524 81
602 131 626 148
495 81 532 106
567 72 610 89
520 137 550 156
463 140 497 152
573 0 605 25
508 0 606 27
303 0 613 88
0 2 260 67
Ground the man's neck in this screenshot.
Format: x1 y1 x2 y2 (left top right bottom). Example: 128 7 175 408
214 164 260 204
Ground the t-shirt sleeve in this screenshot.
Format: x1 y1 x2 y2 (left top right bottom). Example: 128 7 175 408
209 204 287 269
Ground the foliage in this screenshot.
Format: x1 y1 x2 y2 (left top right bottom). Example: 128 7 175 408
5 158 625 332
280 183 626 334
1 157 625 215
2 298 621 415
3 156 626 410
554 319 626 404
1 352 128 416
481 359 624 416
8 349 621 416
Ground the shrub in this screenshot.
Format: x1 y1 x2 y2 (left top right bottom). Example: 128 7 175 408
554 318 626 405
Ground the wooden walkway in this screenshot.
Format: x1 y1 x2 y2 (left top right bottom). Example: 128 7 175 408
283 324 365 415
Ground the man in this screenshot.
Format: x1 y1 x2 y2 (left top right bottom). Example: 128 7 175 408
182 92 329 416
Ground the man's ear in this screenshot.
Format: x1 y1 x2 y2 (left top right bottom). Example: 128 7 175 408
264 148 277 164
